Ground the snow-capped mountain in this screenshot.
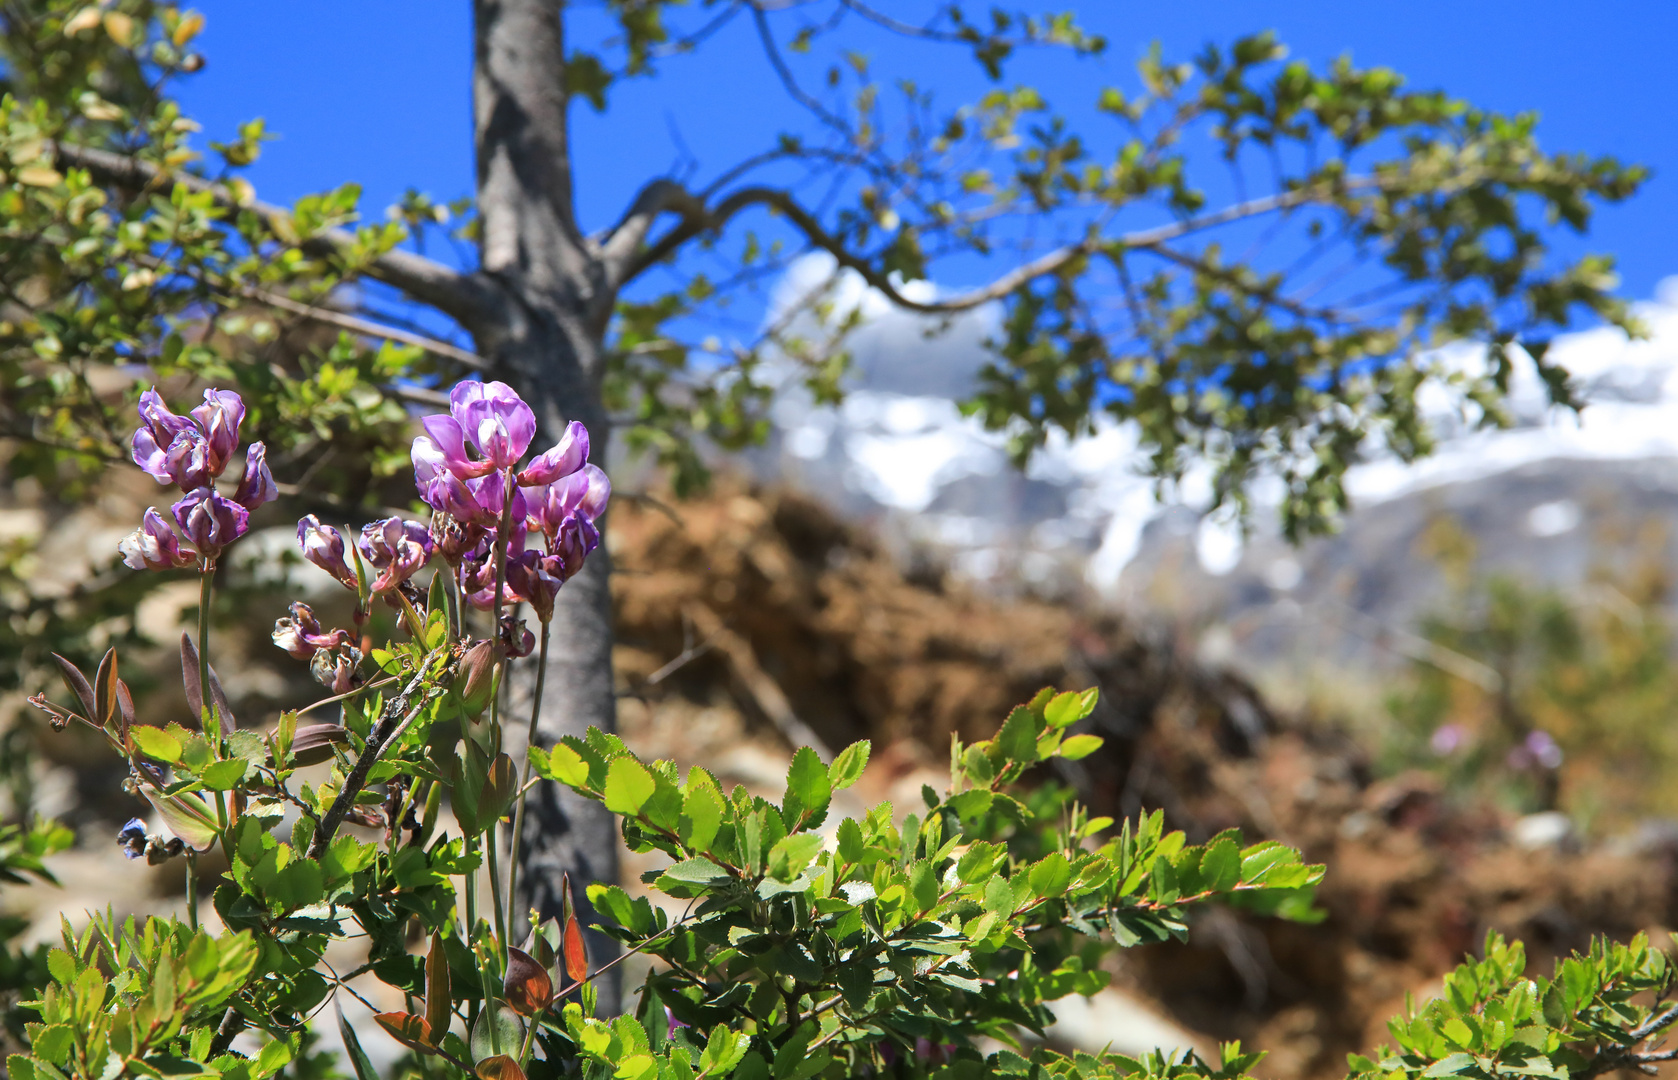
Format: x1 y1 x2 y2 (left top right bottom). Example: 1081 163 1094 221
753 256 1678 626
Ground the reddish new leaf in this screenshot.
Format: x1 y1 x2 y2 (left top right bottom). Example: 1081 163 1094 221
562 915 587 986
50 653 95 721
93 647 117 730
476 1056 526 1080
375 1012 435 1053
502 947 552 1016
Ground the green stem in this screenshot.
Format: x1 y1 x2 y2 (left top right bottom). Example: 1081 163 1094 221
464 831 481 1034
185 851 198 932
486 822 509 962
196 565 216 742
506 618 550 931
197 564 229 833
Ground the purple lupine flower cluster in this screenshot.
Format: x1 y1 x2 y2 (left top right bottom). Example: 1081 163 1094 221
120 387 275 570
409 382 608 621
282 381 606 670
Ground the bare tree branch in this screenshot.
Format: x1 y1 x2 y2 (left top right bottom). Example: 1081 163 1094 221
240 286 489 370
49 140 504 328
625 173 1391 315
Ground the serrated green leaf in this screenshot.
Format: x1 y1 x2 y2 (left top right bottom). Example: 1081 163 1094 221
604 757 656 815
827 741 870 789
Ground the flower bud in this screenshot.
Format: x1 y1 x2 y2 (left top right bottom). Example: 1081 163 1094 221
456 641 498 718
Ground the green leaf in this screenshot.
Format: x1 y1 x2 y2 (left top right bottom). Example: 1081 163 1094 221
1057 734 1104 760
662 858 729 885
1028 852 1073 898
200 759 249 791
908 859 939 912
679 783 725 851
337 1005 380 1080
783 747 831 825
1044 688 1098 729
603 757 656 815
767 834 823 882
534 743 590 788
996 706 1039 763
130 725 182 764
470 1004 524 1062
1423 1054 1477 1078
827 741 870 790
1201 837 1241 893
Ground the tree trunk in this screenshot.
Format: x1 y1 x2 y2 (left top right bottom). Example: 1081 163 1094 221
471 0 623 1014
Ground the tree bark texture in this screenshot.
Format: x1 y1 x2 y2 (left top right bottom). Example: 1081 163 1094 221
470 0 623 1014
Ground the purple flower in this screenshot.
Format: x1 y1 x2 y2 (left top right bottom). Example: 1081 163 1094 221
297 515 357 589
506 550 562 622
171 487 249 561
409 381 537 491
191 388 246 475
357 518 434 594
130 386 253 491
414 414 497 483
233 442 277 510
458 528 529 611
272 601 350 660
1429 723 1466 756
118 508 197 571
466 471 528 530
162 430 214 490
517 420 589 487
131 388 196 484
419 469 488 525
1526 730 1563 770
531 464 610 539
451 381 535 470
552 512 601 581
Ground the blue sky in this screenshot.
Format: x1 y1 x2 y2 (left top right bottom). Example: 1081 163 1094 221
179 1 1678 316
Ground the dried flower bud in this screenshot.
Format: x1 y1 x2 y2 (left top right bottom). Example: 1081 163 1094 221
310 643 363 695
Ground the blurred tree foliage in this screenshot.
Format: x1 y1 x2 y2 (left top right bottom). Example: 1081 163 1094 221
1384 517 1678 831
